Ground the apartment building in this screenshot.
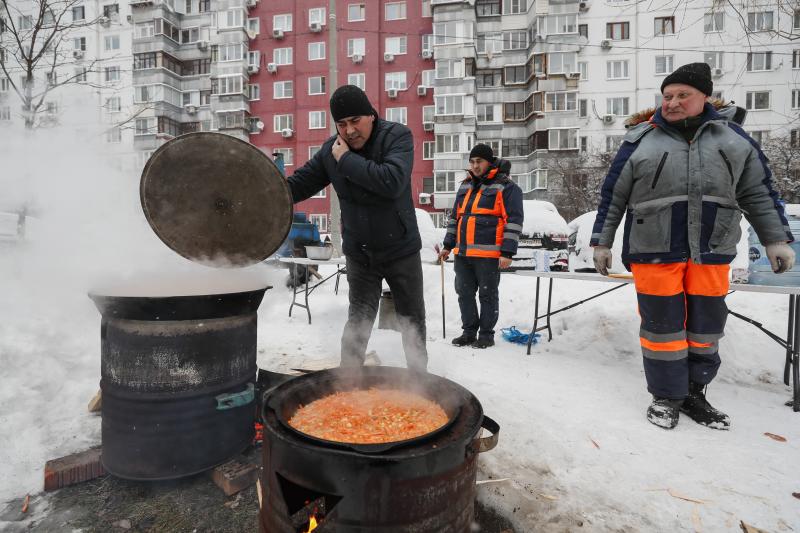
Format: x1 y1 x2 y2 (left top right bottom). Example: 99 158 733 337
0 0 135 170
429 0 800 222
247 0 435 231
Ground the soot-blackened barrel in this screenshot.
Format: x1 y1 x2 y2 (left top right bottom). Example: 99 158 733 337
90 287 269 480
259 367 499 533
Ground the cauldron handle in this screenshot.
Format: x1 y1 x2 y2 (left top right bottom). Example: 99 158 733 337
471 415 500 453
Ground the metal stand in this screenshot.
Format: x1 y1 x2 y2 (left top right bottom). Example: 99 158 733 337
288 263 345 325
526 277 629 355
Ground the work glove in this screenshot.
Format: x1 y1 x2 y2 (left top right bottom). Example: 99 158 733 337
593 246 612 276
765 242 796 273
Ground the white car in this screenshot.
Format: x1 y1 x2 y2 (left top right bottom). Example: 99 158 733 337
513 200 570 271
567 210 627 273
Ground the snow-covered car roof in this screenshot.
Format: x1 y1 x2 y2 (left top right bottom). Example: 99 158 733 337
521 200 569 237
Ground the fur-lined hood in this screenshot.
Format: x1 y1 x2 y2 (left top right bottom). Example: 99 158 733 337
624 99 747 128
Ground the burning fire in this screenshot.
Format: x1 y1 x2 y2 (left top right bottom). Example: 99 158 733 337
304 515 318 532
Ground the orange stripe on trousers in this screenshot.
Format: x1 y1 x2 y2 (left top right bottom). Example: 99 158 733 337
639 337 689 351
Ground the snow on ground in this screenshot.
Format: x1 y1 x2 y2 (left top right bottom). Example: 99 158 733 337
2 253 799 532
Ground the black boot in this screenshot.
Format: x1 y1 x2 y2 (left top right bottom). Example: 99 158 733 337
646 397 682 429
471 338 495 349
680 382 730 430
451 333 476 347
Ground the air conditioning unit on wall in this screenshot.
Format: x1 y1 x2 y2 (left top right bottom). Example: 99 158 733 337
281 128 293 138
309 22 323 32
603 114 615 124
267 62 278 73
417 85 427 96
352 54 363 63
273 29 285 39
600 39 612 50
387 88 398 98
384 53 395 62
419 193 431 204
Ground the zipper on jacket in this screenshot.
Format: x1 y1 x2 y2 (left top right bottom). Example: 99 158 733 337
719 149 734 184
651 152 668 189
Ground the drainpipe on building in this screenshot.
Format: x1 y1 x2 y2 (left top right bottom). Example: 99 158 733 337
327 0 342 255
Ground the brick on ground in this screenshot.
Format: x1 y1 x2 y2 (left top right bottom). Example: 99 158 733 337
210 457 259 496
44 447 106 492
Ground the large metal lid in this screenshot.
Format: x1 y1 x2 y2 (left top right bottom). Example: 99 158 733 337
140 132 293 267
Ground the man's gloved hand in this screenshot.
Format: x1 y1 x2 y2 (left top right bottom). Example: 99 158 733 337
593 246 613 276
765 242 796 273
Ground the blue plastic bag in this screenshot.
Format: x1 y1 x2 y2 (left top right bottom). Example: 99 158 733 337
501 326 540 345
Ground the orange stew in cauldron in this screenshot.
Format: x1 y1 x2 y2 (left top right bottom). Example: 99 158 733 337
288 388 448 444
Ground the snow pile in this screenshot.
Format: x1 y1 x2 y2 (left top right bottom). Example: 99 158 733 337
521 200 569 238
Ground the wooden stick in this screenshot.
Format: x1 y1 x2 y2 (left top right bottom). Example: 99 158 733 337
441 260 446 339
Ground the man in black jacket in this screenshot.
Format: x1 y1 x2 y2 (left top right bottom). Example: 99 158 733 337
286 85 428 372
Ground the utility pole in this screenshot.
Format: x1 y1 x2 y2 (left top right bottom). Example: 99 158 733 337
327 0 342 256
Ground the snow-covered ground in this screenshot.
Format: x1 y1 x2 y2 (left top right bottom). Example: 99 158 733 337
1 253 799 531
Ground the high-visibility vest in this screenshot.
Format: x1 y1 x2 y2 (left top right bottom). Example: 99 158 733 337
453 169 508 258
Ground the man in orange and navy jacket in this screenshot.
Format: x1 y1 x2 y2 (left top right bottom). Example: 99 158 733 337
438 144 524 349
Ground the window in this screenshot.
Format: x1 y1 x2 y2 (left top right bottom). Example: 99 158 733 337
793 130 800 148
385 36 407 55
546 92 577 112
548 52 576 74
104 35 120 51
578 24 588 38
605 135 624 152
309 146 322 159
103 4 119 19
704 51 724 70
273 14 292 31
422 70 435 87
348 3 365 21
0 78 8 92
477 32 502 55
434 171 459 193
214 76 244 95
704 11 723 32
0 106 11 121
308 42 325 60
308 76 325 95
106 126 121 143
348 73 365 89
538 14 577 35
218 43 244 62
477 104 496 122
347 38 365 57
248 83 260 100
18 15 32 30
274 114 293 132
747 52 772 71
503 0 526 14
433 21 458 45
247 18 260 35
606 22 629 40
607 97 629 116
385 72 407 90
423 105 434 124
274 47 292 65
422 34 433 54
74 37 87 51
73 68 86 83
745 91 770 110
793 50 800 69
578 61 588 80
436 134 460 153
386 107 407 124
476 0 501 17
606 60 629 79
578 99 587 118
436 59 463 79
655 55 674 74
747 11 773 31
198 0 209 12
385 2 406 20
274 80 293 98
795 10 800 30
220 9 244 28
422 0 432 17
104 66 120 82
749 131 767 145
549 129 578 150
135 22 154 38
309 110 326 129
502 30 528 50
72 6 85 21
135 118 155 135
309 215 328 233
273 148 293 166
476 70 502 87
105 96 121 112
309 7 325 25
435 95 463 115
181 28 200 43
423 141 434 159
654 16 674 35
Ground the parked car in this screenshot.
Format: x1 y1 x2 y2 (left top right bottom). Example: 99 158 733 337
567 210 627 273
513 200 570 271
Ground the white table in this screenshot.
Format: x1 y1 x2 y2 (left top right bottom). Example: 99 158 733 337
514 270 800 411
279 257 346 324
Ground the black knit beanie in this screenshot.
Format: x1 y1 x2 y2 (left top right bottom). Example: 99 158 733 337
469 144 495 162
660 62 713 96
329 85 376 122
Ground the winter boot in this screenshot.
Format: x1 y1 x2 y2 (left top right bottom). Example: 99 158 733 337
680 382 730 430
451 333 476 347
646 397 682 429
471 338 495 349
